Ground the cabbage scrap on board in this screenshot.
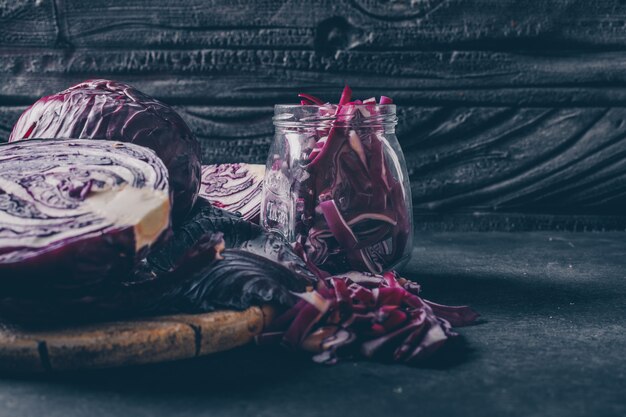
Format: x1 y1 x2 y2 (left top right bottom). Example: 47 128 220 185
9 79 202 221
199 163 265 223
137 199 316 314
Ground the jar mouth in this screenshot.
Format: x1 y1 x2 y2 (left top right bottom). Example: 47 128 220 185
273 104 397 128
274 104 396 111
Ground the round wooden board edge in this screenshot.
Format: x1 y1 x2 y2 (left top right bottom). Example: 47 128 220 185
0 305 275 373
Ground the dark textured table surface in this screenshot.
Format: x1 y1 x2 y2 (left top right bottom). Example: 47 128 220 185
1 232 624 417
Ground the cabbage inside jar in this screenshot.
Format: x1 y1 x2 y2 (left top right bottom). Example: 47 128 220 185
261 89 413 274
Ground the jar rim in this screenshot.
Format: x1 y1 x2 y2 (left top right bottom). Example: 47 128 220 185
273 104 397 127
274 104 396 110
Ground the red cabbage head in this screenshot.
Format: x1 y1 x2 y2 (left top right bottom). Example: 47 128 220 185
9 79 201 220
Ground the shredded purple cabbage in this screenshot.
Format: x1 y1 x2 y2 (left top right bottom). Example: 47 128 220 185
257 270 479 366
273 87 410 274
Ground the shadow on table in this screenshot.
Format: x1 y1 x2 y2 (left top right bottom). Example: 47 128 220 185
414 335 477 370
407 269 623 317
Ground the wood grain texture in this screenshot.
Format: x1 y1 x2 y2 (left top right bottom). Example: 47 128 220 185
5 1 626 105
1 0 626 226
7 49 626 105
0 307 271 372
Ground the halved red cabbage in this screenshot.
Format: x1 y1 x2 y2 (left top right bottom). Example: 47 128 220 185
149 249 313 314
0 139 171 296
9 79 201 221
199 163 265 223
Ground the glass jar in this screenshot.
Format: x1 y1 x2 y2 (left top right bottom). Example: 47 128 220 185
261 103 412 274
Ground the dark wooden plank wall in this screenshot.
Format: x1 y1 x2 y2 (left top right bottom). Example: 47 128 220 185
1 0 626 230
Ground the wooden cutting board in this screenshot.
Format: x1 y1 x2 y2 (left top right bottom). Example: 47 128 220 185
0 306 273 373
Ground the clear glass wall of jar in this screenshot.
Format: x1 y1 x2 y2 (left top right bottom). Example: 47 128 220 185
261 103 412 274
